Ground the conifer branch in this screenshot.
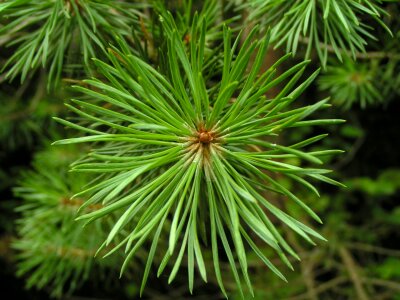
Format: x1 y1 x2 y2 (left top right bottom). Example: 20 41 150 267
53 13 343 297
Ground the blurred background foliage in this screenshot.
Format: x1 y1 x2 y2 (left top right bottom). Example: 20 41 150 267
1 0 399 299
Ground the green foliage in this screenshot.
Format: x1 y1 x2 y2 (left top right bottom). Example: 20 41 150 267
248 0 390 66
13 144 121 298
314 2 400 109
152 0 233 83
318 57 381 108
0 75 66 150
2 0 398 299
346 168 400 196
372 258 400 280
0 0 144 88
319 53 400 108
53 13 343 296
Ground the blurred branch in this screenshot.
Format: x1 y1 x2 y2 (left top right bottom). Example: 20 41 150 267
348 242 400 257
375 291 400 300
0 234 13 260
286 230 319 300
334 132 365 170
334 114 365 170
44 245 98 259
339 246 370 300
143 282 222 300
362 278 400 292
1 71 45 122
298 36 400 60
288 276 348 300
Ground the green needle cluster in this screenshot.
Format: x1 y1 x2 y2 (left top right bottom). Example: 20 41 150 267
54 13 344 297
13 144 121 298
248 0 391 66
318 57 381 109
0 0 144 88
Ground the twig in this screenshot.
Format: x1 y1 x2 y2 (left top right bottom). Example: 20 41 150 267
334 132 365 170
60 197 103 211
0 234 13 260
363 278 400 292
1 70 46 122
334 113 365 170
286 230 319 300
45 245 98 259
288 276 348 300
348 242 400 257
298 36 400 60
339 246 370 300
374 291 400 300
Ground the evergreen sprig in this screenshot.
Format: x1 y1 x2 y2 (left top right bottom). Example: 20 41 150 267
13 144 121 298
54 15 343 297
0 73 65 150
152 0 236 83
318 57 381 109
0 0 144 88
247 0 391 66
